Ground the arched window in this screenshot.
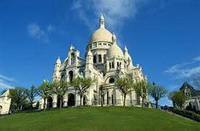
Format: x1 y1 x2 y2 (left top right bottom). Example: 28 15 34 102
109 78 115 83
93 55 97 63
117 62 119 67
57 95 63 108
61 73 65 81
83 95 87 106
109 63 112 69
98 55 102 63
112 62 114 68
71 53 75 65
69 71 73 82
47 97 53 109
68 93 75 106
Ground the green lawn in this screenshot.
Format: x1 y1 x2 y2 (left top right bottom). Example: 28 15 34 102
0 107 199 131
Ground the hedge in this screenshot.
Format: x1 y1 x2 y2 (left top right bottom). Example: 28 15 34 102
170 108 200 122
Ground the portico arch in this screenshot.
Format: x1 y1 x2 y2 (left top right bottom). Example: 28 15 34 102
47 96 53 109
83 95 87 106
57 95 63 108
68 93 75 106
0 105 2 114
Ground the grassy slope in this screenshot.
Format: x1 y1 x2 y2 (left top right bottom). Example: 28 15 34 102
0 107 199 131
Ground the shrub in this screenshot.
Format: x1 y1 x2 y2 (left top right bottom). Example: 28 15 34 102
170 108 200 122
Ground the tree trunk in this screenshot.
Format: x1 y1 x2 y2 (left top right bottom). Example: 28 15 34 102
59 98 62 109
123 94 126 106
30 102 33 111
101 95 104 107
20 105 23 111
17 104 20 112
156 100 158 109
43 98 46 111
142 97 144 107
80 95 82 106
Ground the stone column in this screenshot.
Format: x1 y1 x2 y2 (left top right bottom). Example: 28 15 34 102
115 89 122 106
68 56 71 65
108 89 112 106
75 55 78 66
63 94 68 107
53 94 57 108
87 91 92 105
75 93 80 106
104 92 107 106
96 54 99 64
44 98 48 109
114 58 116 70
130 91 133 106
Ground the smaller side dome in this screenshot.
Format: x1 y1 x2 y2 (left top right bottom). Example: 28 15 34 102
56 57 61 64
107 34 124 59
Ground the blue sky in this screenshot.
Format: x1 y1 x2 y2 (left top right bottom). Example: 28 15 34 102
1 0 200 106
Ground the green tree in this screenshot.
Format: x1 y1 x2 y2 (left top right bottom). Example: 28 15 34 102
99 84 107 107
134 80 148 107
52 80 70 109
169 91 189 109
8 87 28 112
72 77 94 106
115 77 134 106
168 91 176 107
37 80 53 110
148 82 167 109
26 85 37 110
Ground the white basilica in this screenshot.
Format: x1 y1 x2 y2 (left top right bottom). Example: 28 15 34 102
39 14 147 109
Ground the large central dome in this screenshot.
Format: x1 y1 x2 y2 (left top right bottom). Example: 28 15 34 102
90 28 112 43
89 14 112 43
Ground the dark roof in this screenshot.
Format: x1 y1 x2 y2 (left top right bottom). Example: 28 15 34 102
180 82 194 90
180 82 200 97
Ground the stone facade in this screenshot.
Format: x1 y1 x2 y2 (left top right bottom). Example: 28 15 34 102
180 82 200 111
39 14 147 109
0 90 11 115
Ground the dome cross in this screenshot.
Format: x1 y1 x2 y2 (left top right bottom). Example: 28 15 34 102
99 13 105 28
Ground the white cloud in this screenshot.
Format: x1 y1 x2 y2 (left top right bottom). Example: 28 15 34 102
27 24 55 43
165 56 200 79
47 25 55 33
193 56 200 61
0 74 15 82
71 0 148 31
0 82 14 89
0 74 15 89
